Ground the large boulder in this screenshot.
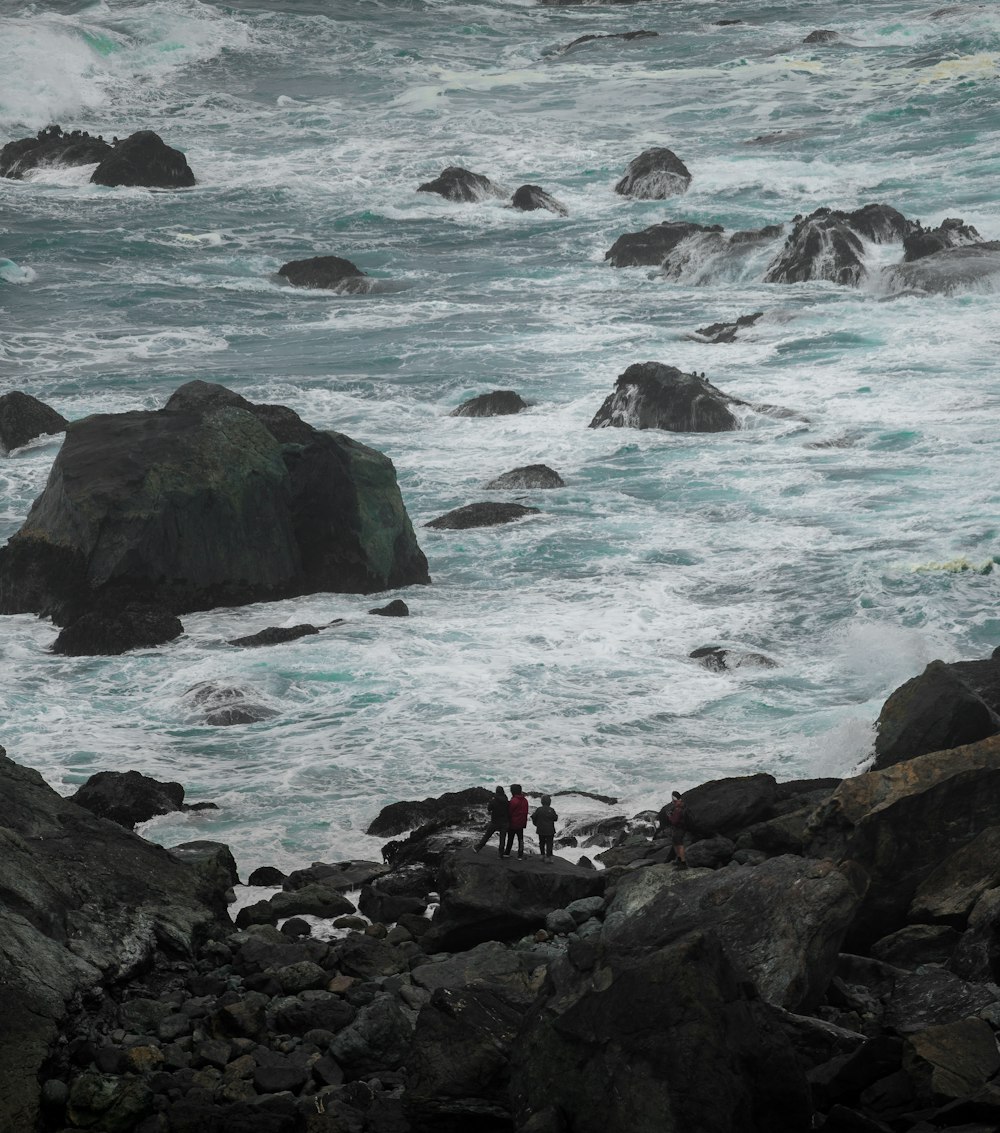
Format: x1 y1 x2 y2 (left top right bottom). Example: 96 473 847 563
872 659 999 770
511 184 568 215
0 391 68 454
614 146 691 199
69 770 185 829
0 380 429 623
422 850 606 951
0 749 228 1131
367 787 493 837
90 130 195 188
52 601 183 656
589 362 747 432
765 208 867 285
484 464 565 490
903 217 981 262
0 124 111 178
884 241 1000 294
276 255 372 293
605 220 723 268
425 502 540 529
908 825 1000 923
417 166 505 202
680 773 778 839
450 390 527 417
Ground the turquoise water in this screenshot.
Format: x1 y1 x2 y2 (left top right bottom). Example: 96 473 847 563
1 0 999 873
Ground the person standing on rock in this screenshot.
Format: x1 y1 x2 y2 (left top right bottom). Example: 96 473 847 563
505 784 529 858
531 794 558 860
474 786 510 856
656 790 687 867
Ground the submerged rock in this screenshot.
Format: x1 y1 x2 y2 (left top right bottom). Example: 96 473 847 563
690 645 778 671
803 29 840 43
369 598 409 617
510 184 568 215
0 124 111 179
561 29 659 51
277 254 372 292
693 312 764 343
90 130 195 189
425 502 540 529
484 464 565 490
184 682 278 727
417 166 505 202
450 390 527 417
605 220 723 268
589 362 747 432
614 146 692 199
227 624 322 648
0 391 68 454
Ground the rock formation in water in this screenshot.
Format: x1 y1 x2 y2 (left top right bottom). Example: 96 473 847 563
0 124 112 178
484 464 565 490
510 184 569 215
51 600 184 656
694 311 764 343
90 130 195 188
450 390 527 417
589 362 748 432
884 241 1000 293
417 166 506 202
0 380 430 626
614 146 692 199
903 217 981 262
277 254 373 292
605 220 724 268
425 502 541 529
0 390 68 454
560 29 659 51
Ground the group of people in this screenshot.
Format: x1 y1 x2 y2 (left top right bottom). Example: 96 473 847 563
474 784 558 859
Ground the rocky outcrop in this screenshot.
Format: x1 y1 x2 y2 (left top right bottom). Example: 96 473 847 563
277 254 372 292
90 130 195 188
903 217 981 262
804 29 841 43
0 391 68 453
52 600 183 655
690 644 778 670
510 184 568 215
614 146 691 199
883 241 1000 294
694 311 764 343
484 464 565 489
0 124 111 178
450 389 527 417
589 362 748 432
369 598 409 616
69 769 186 829
425 502 541 529
367 787 493 837
0 380 429 623
227 623 323 647
417 166 505 202
183 682 279 726
561 29 659 51
605 219 723 268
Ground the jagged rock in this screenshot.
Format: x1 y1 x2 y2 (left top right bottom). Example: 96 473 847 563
589 363 747 432
169 841 240 895
276 255 373 293
0 380 429 624
689 645 778 670
903 1018 1000 1107
283 860 387 891
950 887 1000 981
411 941 546 1006
908 826 1000 923
903 217 981 262
0 125 112 179
871 924 962 969
484 464 565 490
450 390 527 417
90 130 195 188
234 881 356 927
328 994 415 1075
614 146 692 199
357 884 426 924
0 391 68 454
52 602 183 656
677 774 779 838
872 659 999 770
765 209 866 285
884 241 1000 294
510 929 811 1133
605 220 723 268
227 624 321 647
329 932 410 980
425 502 540 529
804 29 840 43
694 312 764 343
266 992 355 1036
69 770 185 829
367 788 493 837
417 166 505 202
846 203 915 244
562 30 658 51
423 850 605 952
511 184 568 215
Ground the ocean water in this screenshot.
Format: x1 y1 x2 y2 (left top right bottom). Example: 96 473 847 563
2 0 998 875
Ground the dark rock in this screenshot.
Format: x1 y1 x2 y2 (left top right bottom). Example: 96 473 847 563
329 932 410 980
168 841 240 896
328 994 414 1076
770 1007 866 1072
511 184 568 216
0 391 68 454
684 835 736 869
677 773 779 839
283 860 387 891
184 684 278 726
227 624 321 648
562 29 659 51
66 1072 154 1131
765 208 867 285
422 850 605 952
368 598 409 617
484 464 565 490
367 788 493 837
235 881 356 927
808 1034 904 1111
277 254 372 293
908 825 1000 923
247 866 286 887
588 362 747 432
689 645 778 670
903 217 981 262
450 390 527 417
804 29 841 43
279 917 311 938
52 602 183 656
417 166 505 202
871 924 961 969
885 241 1000 294
0 124 112 179
694 312 764 343
605 220 723 268
411 941 545 1006
730 223 784 245
614 147 692 199
950 886 1000 981
70 769 185 829
357 885 426 924
253 1057 310 1094
904 1017 1000 1108
845 203 914 244
0 380 429 623
90 130 195 189
425 502 540 530
872 660 999 770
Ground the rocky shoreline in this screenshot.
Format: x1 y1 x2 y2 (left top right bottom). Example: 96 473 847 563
5 654 1000 1132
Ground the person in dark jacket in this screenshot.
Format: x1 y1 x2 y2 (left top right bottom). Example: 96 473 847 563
474 786 510 856
531 794 558 859
655 790 687 867
504 784 529 858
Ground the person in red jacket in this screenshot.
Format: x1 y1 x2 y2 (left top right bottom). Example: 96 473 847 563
504 784 529 858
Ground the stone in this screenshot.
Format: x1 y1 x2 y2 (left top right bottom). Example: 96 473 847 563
605 220 723 269
168 841 240 895
328 994 414 1075
909 826 1000 922
614 146 691 199
588 363 747 432
425 502 540 529
903 217 981 262
680 774 778 838
277 255 372 293
329 933 410 980
67 1072 154 1132
266 992 356 1036
450 390 527 417
804 29 840 43
248 866 286 887
283 860 387 891
694 312 764 344
0 391 68 453
950 887 1000 981
235 882 356 927
357 885 426 924
765 208 867 286
884 242 1000 295
484 464 565 490
562 30 659 51
69 770 185 829
368 599 409 616
90 130 194 188
870 924 961 969
0 125 112 178
417 166 505 202
411 941 545 1008
903 1018 1000 1107
227 624 321 647
367 789 492 837
689 645 778 671
510 184 568 215
52 602 184 656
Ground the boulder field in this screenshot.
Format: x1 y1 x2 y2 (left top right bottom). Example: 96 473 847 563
7 653 1000 1131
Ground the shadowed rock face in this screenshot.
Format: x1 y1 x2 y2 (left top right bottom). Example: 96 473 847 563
0 380 430 622
426 502 540 530
277 254 372 292
0 391 68 454
417 166 505 202
903 217 981 262
69 770 185 829
90 130 195 188
0 124 112 178
605 220 723 268
52 602 183 655
589 362 746 432
614 146 692 199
